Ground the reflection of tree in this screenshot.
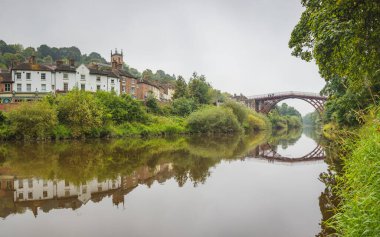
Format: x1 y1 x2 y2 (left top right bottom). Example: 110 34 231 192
269 127 303 149
0 132 268 187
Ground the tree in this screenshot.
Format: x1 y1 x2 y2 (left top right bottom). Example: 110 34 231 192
171 97 197 116
173 76 188 99
289 0 380 126
188 72 212 104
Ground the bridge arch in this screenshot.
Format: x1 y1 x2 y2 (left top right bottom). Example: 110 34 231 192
241 91 327 115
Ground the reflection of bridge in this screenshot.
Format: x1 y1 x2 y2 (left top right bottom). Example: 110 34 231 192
247 143 325 163
235 91 327 115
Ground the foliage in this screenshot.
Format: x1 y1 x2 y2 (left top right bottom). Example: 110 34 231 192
145 94 161 114
8 101 57 139
171 97 198 117
222 100 248 125
268 103 302 130
186 106 242 133
56 90 105 137
289 0 380 126
95 91 147 124
142 69 176 85
188 72 212 104
330 108 380 236
303 111 320 127
173 76 188 99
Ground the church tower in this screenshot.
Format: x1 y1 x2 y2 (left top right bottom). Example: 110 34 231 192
111 48 123 70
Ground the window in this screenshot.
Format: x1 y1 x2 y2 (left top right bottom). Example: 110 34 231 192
111 79 114 84
51 85 55 91
5 83 11 92
96 76 101 82
43 180 48 187
81 84 85 91
131 87 135 94
16 72 21 79
18 179 23 189
43 191 48 198
132 79 135 84
63 83 68 92
41 73 46 80
96 85 101 91
122 86 126 92
28 192 33 199
28 179 33 188
65 180 69 187
26 73 31 80
80 74 85 80
41 84 46 92
63 73 68 79
26 84 31 92
111 86 114 92
17 84 22 92
18 193 23 200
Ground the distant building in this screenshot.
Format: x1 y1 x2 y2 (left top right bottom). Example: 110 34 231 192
0 49 175 104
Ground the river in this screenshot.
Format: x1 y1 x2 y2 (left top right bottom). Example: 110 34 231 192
0 128 327 237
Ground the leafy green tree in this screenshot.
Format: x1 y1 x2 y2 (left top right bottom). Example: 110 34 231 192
171 97 197 116
188 72 212 104
145 94 161 114
8 101 57 139
289 0 380 126
56 90 105 137
95 91 147 124
173 76 188 99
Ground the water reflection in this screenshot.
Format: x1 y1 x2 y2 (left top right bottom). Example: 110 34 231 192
0 129 329 236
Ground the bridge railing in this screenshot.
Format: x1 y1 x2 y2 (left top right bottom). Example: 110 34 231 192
246 91 324 100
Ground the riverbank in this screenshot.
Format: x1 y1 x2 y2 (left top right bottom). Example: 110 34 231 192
0 90 272 140
323 107 380 236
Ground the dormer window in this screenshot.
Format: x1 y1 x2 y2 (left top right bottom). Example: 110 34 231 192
111 79 115 84
96 76 101 82
81 74 85 80
63 73 68 79
41 73 46 80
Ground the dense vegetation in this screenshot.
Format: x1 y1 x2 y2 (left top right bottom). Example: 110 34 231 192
290 0 380 236
303 111 320 128
268 103 302 130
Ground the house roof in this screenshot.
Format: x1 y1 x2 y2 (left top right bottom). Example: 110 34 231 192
138 79 161 89
12 62 53 72
54 64 76 73
89 68 119 78
0 72 12 83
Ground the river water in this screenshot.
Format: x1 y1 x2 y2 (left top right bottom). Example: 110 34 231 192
0 129 327 237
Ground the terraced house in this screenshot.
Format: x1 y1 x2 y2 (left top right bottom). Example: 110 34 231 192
0 50 173 103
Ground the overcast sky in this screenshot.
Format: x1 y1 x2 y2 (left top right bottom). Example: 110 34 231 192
0 0 325 114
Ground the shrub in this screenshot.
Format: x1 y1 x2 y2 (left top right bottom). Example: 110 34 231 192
171 97 198 117
56 90 105 137
222 100 248 124
247 113 268 131
95 91 147 124
8 101 57 139
145 94 161 114
187 106 242 133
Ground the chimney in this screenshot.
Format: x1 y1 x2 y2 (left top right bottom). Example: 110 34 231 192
69 59 75 67
29 55 36 64
56 60 63 67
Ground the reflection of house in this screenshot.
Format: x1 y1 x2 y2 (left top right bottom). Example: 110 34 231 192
0 163 174 218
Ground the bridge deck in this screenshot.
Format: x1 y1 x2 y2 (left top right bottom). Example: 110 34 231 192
246 91 326 100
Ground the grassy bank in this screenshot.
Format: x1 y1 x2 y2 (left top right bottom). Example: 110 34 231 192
0 90 271 140
325 107 380 236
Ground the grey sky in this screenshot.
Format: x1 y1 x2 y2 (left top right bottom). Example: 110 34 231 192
0 0 324 114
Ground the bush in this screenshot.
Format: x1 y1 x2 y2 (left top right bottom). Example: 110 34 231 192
222 100 248 124
95 91 148 124
8 101 57 139
56 90 105 137
171 97 198 117
145 94 161 114
246 113 269 131
187 106 242 133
